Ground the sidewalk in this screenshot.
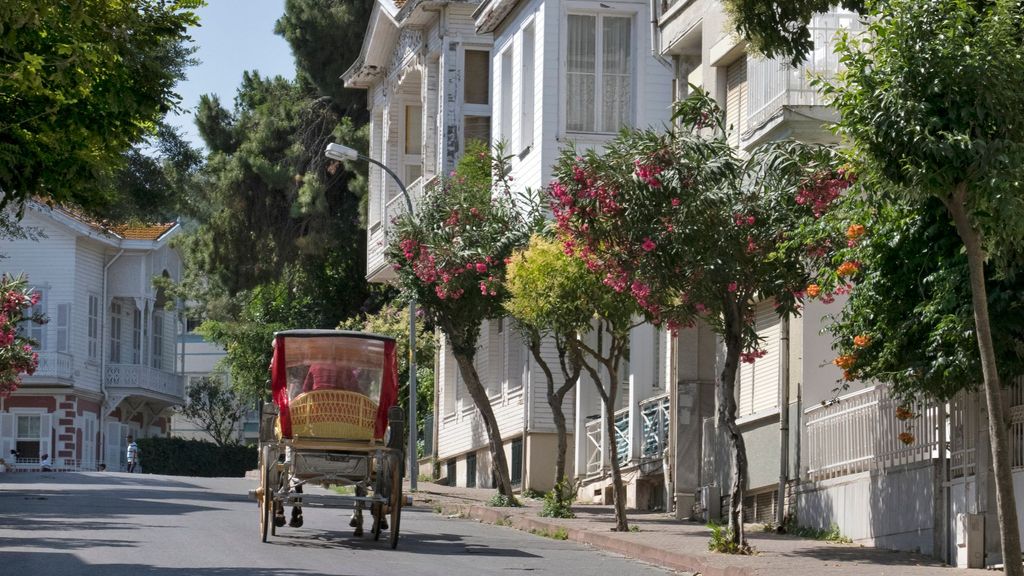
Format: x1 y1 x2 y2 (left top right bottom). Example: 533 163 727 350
410 481 988 576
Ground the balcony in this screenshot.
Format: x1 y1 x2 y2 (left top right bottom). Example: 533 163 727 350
19 351 75 384
105 363 185 400
367 176 432 283
744 11 865 146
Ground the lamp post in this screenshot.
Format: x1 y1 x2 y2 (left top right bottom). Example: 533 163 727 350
325 142 419 492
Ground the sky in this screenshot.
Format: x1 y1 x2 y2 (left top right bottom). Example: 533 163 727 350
167 1 297 149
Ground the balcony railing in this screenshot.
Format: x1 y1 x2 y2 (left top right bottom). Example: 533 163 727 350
30 351 73 380
383 176 430 235
106 363 185 399
746 11 865 132
802 384 940 481
640 393 670 461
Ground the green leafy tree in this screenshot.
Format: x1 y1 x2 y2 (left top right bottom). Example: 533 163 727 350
179 375 247 447
0 0 202 211
721 0 866 65
505 235 583 494
507 234 640 530
550 91 840 547
274 0 372 120
818 1 1024 568
387 144 542 501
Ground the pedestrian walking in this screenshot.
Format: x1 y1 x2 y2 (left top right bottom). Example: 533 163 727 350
126 436 140 473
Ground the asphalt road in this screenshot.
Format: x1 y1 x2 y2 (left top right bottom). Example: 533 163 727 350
0 472 675 576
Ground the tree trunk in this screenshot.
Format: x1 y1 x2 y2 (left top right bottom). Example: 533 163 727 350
945 186 1022 575
580 338 629 532
528 335 568 487
602 364 629 532
451 348 518 502
720 296 748 549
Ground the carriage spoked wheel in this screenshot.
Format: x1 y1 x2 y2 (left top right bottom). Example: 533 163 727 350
388 451 402 549
259 445 273 543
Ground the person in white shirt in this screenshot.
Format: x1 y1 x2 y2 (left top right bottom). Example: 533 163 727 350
126 436 139 473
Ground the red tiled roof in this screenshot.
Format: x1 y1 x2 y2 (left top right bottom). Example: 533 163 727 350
109 223 177 240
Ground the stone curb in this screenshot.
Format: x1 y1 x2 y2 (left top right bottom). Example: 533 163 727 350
425 498 752 576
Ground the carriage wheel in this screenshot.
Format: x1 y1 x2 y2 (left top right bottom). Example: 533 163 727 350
388 452 402 549
259 446 273 542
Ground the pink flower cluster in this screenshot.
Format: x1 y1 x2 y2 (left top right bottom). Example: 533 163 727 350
795 172 852 218
740 349 767 364
634 159 663 188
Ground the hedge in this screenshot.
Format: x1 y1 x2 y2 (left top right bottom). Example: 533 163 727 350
135 437 257 477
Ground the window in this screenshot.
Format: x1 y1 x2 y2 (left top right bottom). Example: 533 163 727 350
446 459 456 485
55 303 70 353
19 289 46 349
725 56 748 148
404 104 423 184
511 437 523 487
566 14 633 133
520 23 536 151
466 453 477 488
152 313 163 369
132 309 142 364
109 301 122 363
500 47 514 145
88 294 99 360
463 49 492 147
16 415 41 460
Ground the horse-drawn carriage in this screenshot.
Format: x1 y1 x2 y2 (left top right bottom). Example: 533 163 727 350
254 330 405 548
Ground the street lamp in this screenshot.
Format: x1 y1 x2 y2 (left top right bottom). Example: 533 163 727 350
325 142 419 492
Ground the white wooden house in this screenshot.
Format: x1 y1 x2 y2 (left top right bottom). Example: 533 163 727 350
474 0 678 504
0 201 185 471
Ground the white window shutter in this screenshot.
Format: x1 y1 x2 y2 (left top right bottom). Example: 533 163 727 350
56 303 70 352
0 413 14 460
725 56 748 148
751 304 781 414
38 413 52 461
506 331 526 392
105 421 123 470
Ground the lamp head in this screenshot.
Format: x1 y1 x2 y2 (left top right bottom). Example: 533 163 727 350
324 142 359 162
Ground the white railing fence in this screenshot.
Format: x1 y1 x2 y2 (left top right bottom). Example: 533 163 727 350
746 11 865 131
106 364 185 398
803 384 940 481
614 407 630 465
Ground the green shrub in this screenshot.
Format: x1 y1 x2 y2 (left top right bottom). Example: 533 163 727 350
539 478 577 519
136 437 257 477
488 492 521 507
707 521 753 554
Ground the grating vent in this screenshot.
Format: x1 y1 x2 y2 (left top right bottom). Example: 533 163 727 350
742 490 777 525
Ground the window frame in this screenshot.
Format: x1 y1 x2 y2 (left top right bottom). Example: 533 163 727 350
461 46 492 151
109 301 122 363
519 20 536 153
562 9 637 135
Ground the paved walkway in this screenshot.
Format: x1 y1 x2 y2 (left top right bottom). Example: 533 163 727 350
410 481 988 576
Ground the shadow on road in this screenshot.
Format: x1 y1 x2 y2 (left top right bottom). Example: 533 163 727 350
0 552 347 576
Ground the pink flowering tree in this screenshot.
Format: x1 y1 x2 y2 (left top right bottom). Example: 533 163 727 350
0 274 45 397
550 90 845 547
386 143 542 501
